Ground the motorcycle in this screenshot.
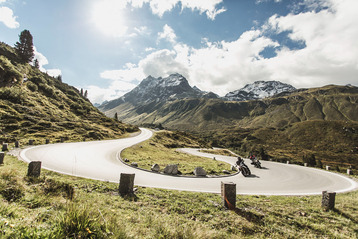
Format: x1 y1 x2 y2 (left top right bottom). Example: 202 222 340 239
251 158 262 169
235 158 251 177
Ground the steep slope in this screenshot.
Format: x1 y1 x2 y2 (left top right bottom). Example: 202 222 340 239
99 73 218 112
0 42 138 143
225 81 296 101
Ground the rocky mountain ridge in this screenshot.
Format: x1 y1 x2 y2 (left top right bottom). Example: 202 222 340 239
225 81 296 101
99 73 295 111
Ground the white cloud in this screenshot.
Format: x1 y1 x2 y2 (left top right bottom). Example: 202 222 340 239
92 0 358 103
128 0 225 20
86 81 137 104
157 24 177 44
261 0 358 88
0 6 19 28
33 47 62 77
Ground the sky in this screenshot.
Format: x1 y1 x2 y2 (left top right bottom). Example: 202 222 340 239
1 0 357 104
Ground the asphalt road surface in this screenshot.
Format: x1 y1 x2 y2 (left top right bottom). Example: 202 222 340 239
20 128 358 195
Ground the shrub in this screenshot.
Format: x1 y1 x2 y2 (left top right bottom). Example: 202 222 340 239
26 81 38 91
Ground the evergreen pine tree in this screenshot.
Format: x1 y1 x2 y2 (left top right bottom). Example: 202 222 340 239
34 59 40 69
15 30 34 63
80 88 84 96
114 112 118 121
84 90 88 98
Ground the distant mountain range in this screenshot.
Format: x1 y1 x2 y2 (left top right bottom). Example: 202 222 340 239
99 73 295 111
225 81 296 101
99 73 358 133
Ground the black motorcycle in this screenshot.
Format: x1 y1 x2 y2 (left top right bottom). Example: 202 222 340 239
251 158 262 169
235 157 251 177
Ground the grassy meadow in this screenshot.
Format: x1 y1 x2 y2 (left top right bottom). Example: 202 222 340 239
1 151 358 238
121 130 233 175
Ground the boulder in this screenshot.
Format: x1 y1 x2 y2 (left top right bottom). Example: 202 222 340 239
222 170 231 174
151 163 160 172
131 162 138 167
164 164 178 175
194 167 207 176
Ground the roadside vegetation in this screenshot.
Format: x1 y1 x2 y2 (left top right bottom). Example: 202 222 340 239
121 130 233 175
201 120 358 173
1 154 358 238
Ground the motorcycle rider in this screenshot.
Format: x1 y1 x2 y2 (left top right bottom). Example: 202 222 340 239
249 154 255 164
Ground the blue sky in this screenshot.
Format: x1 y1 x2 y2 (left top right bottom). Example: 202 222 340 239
1 0 357 104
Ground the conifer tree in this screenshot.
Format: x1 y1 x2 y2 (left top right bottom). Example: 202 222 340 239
84 90 88 98
114 112 118 121
34 59 40 69
15 30 34 63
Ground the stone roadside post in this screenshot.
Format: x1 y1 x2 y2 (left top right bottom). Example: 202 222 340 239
0 152 4 164
2 143 8 151
221 182 236 210
27 161 42 177
322 191 336 211
119 173 135 196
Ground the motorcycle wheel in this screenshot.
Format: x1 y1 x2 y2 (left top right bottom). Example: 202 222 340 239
242 167 251 177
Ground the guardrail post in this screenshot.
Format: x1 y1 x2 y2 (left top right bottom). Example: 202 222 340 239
326 166 330 171
15 141 20 148
119 173 135 196
221 182 236 210
27 161 42 177
0 152 4 164
322 191 336 211
29 139 34 145
2 143 8 151
347 169 352 175
45 139 50 144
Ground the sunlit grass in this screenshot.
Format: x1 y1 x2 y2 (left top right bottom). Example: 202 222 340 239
1 154 358 238
121 131 233 175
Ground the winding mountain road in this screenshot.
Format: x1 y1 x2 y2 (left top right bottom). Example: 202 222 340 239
20 128 358 195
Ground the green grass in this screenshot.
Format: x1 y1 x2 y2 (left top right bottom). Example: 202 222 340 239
121 130 233 175
1 154 358 238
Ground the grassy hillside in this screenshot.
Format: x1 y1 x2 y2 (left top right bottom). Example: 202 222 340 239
203 120 358 170
103 85 358 131
103 84 358 169
1 153 358 238
0 42 138 144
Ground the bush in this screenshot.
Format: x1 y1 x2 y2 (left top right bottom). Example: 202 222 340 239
26 81 38 91
0 56 23 86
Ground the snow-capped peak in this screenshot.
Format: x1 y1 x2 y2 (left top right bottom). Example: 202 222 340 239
225 81 296 101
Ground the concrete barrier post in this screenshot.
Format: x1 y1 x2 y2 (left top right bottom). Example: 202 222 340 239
347 169 352 175
0 152 4 164
326 166 330 171
27 161 42 177
322 191 336 211
15 141 19 148
304 163 308 167
119 173 135 196
2 143 8 151
29 139 34 145
221 182 236 210
287 161 290 164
